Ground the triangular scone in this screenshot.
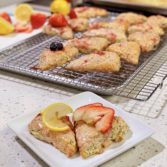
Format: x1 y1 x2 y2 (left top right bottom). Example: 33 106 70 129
43 25 74 39
89 20 129 33
107 41 141 65
28 114 77 157
74 6 108 18
128 22 164 36
128 31 160 52
66 51 121 73
74 103 129 159
116 12 147 25
72 37 110 54
38 42 79 70
147 15 167 29
68 18 88 32
83 28 127 43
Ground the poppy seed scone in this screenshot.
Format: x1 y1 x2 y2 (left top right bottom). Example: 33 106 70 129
28 114 77 157
66 51 121 73
107 41 141 65
116 12 147 25
72 37 110 54
128 31 160 52
38 42 79 70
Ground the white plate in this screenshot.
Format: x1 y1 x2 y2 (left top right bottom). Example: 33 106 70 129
8 92 154 167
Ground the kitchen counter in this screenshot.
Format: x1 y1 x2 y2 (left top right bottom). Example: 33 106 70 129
0 4 167 167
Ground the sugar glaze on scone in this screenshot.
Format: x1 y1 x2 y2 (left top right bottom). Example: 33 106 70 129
38 42 79 70
128 31 160 52
72 37 110 54
107 41 141 65
43 25 74 39
66 51 121 73
84 28 127 43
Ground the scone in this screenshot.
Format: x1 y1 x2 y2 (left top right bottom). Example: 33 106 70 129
89 20 129 32
107 41 141 65
28 114 77 157
72 37 110 53
116 12 147 25
38 42 79 70
128 31 160 52
128 22 164 36
66 51 121 73
84 28 127 43
147 15 167 29
68 18 88 32
74 6 108 18
43 25 74 39
74 103 129 159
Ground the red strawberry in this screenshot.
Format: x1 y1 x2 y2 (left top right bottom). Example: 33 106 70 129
14 23 33 33
31 13 46 29
66 0 71 2
69 9 77 19
49 14 68 27
95 107 115 133
0 12 12 23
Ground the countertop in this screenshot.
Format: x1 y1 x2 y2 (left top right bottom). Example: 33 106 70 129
0 4 167 167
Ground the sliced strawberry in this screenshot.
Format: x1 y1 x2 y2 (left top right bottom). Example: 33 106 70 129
95 107 115 133
14 23 33 33
69 9 77 19
31 13 46 29
0 12 12 24
49 14 68 27
73 103 103 122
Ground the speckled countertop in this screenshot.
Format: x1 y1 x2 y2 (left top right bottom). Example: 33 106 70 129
0 4 167 167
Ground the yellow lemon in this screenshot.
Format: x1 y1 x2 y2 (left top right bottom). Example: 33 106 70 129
14 3 33 23
41 102 73 131
0 17 14 35
50 0 70 15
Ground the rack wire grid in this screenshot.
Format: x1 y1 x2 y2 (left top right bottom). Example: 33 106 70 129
0 12 167 101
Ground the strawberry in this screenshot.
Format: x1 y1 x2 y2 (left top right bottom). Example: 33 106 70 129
0 12 12 23
49 14 68 27
69 9 77 19
95 107 115 133
14 23 33 33
66 0 71 2
30 13 46 29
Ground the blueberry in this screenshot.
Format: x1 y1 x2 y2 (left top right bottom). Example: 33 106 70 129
50 42 63 51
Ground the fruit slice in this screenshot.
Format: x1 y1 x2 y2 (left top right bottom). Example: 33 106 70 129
0 17 14 35
49 14 68 27
69 9 77 19
50 0 70 15
14 22 32 33
41 102 73 131
14 3 33 23
0 12 12 23
30 13 46 29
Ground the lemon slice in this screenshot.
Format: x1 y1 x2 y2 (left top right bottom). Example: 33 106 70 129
14 4 33 23
42 102 73 131
0 17 14 35
50 0 70 15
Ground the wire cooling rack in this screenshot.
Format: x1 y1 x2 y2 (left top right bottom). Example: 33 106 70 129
0 11 167 101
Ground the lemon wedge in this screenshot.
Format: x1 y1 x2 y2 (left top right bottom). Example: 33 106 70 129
14 3 33 23
41 102 73 131
0 17 14 35
50 0 70 15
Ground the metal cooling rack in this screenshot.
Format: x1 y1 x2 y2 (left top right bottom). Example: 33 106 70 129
0 12 167 101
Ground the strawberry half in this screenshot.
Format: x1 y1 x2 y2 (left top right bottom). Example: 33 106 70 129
14 23 33 33
0 12 12 24
69 9 77 19
31 13 46 29
95 107 115 133
49 14 68 27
